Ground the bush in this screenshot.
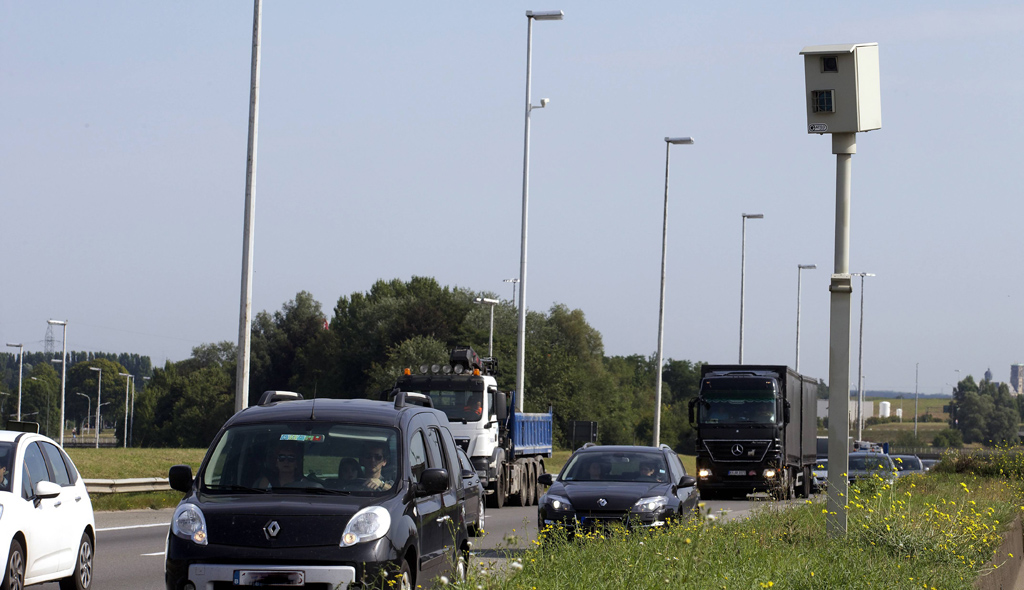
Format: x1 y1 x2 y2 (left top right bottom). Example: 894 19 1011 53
933 428 964 448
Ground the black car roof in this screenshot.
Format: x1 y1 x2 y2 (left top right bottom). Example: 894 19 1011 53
573 445 665 455
225 398 448 428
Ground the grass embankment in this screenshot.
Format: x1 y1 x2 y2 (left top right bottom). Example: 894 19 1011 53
67 448 205 511
463 450 1024 590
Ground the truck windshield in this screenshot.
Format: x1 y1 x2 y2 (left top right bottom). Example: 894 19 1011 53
698 378 777 425
409 389 484 423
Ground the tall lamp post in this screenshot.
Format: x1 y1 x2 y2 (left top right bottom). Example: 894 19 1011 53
5 343 23 421
235 0 264 415
47 319 68 446
75 392 90 436
118 373 133 448
795 264 816 372
514 9 562 413
89 367 102 448
653 136 695 446
503 278 520 308
738 213 764 363
474 298 500 357
851 272 875 442
914 363 919 437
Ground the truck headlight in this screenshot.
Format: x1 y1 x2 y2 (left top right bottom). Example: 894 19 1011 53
763 469 777 479
697 469 711 478
544 494 573 512
341 506 391 546
631 496 667 513
172 503 208 546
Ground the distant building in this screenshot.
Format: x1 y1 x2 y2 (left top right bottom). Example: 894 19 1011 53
985 367 993 382
1011 364 1024 395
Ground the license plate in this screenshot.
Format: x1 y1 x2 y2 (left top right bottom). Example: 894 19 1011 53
233 570 305 586
727 470 746 476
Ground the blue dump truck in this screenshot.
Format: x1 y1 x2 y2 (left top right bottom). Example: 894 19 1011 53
688 365 818 499
393 346 553 508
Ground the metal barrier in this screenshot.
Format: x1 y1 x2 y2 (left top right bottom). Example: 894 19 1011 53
83 478 171 494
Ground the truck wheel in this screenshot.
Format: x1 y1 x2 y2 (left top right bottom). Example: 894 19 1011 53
510 469 527 506
531 463 540 506
784 469 796 500
525 463 536 506
488 471 505 509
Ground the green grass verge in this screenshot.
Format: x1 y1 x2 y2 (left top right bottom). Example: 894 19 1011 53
67 448 207 511
465 451 1024 590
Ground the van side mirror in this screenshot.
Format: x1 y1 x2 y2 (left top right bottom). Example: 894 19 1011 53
169 464 194 493
418 468 449 496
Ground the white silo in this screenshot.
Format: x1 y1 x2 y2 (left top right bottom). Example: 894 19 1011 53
879 401 891 418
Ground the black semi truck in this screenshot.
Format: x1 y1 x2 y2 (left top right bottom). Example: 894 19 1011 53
688 365 818 499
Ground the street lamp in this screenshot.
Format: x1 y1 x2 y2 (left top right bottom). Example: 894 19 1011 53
515 8 563 414
738 213 764 364
503 278 520 308
118 373 133 448
473 298 500 358
75 392 90 436
5 343 23 421
89 367 102 448
653 136 695 447
794 264 816 372
47 319 68 446
851 272 875 443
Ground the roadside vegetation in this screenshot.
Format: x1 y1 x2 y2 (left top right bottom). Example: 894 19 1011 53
67 447 203 511
461 449 1024 590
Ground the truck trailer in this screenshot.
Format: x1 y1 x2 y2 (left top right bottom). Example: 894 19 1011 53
688 365 818 499
391 346 553 508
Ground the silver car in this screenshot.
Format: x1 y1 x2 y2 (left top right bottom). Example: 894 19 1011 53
847 452 897 485
891 454 926 477
811 458 828 492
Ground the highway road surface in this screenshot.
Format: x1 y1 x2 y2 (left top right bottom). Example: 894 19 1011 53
32 496 774 590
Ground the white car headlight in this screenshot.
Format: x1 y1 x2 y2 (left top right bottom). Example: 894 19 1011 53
632 496 667 513
544 494 573 512
172 503 208 546
341 506 391 547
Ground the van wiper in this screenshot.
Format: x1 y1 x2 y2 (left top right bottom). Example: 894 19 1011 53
273 487 351 495
206 484 269 494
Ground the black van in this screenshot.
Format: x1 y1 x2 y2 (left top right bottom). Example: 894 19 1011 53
164 392 470 590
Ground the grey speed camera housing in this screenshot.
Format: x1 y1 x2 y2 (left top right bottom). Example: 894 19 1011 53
800 43 881 134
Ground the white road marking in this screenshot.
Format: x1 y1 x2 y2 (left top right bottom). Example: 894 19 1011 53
141 552 165 557
97 522 170 532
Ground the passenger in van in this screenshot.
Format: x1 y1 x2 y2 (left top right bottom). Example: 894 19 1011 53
337 456 362 487
360 441 393 491
255 440 305 489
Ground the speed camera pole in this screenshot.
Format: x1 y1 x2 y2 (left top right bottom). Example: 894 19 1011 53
799 43 881 537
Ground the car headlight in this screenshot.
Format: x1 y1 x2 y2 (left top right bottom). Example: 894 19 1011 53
632 496 667 513
172 503 208 546
341 506 391 547
544 494 573 512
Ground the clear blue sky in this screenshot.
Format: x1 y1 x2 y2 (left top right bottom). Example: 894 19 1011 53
2 1 1021 395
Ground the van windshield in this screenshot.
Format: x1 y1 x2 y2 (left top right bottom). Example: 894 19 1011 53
201 422 400 495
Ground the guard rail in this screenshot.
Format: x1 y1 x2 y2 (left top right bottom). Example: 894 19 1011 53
83 478 171 494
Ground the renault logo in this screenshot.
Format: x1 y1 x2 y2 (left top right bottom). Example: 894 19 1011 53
731 444 744 457
264 520 281 539
597 498 608 507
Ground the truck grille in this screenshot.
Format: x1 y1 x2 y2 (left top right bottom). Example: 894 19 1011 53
703 440 771 463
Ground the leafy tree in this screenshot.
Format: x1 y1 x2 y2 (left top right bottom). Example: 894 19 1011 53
933 428 964 448
949 375 1020 446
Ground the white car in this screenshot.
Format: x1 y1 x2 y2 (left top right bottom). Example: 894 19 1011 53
0 430 95 590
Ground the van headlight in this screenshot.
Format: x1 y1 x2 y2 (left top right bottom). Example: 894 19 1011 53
341 506 391 547
172 504 208 546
